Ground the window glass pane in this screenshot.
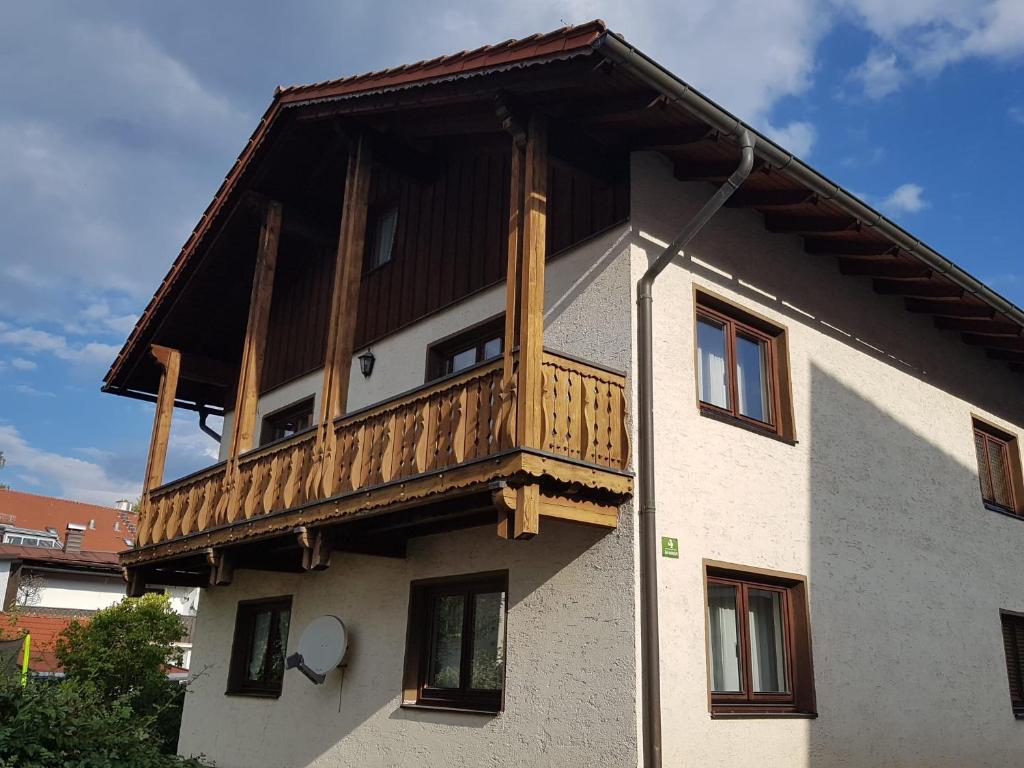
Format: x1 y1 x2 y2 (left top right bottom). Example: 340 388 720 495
450 347 477 374
697 318 730 409
247 610 272 681
482 337 502 361
268 607 290 684
427 594 465 689
736 333 771 423
988 437 1013 508
373 208 398 267
748 588 788 694
975 430 994 501
469 591 506 691
707 584 742 692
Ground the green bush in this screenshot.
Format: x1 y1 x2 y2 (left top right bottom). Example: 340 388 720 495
0 676 211 768
0 594 213 766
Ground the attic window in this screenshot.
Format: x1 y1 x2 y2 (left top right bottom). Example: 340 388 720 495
367 206 398 270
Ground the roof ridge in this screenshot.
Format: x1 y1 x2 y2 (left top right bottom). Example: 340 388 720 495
0 487 120 513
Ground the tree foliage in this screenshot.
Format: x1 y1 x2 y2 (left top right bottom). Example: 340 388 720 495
0 677 211 768
55 593 193 755
0 594 213 765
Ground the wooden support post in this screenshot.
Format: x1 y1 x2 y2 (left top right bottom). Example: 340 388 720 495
142 345 181 498
296 526 332 571
320 133 373 423
206 548 233 588
124 567 146 598
227 200 282 457
497 113 547 540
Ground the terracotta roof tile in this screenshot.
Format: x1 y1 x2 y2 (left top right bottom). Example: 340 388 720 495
0 612 80 673
0 489 136 552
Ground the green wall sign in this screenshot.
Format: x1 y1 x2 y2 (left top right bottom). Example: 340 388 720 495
661 537 679 559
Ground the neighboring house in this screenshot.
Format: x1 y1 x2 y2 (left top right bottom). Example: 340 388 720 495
106 21 1024 768
0 489 197 674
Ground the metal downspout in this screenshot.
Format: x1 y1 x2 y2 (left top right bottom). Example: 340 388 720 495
636 130 755 768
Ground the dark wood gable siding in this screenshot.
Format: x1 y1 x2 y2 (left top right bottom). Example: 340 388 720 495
259 142 630 389
355 145 628 348
260 233 333 393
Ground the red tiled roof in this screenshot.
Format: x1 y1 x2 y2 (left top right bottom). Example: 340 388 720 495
0 489 136 552
0 545 120 569
103 20 608 393
0 612 81 673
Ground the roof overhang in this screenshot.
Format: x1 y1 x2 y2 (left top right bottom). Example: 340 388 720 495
103 19 1024 396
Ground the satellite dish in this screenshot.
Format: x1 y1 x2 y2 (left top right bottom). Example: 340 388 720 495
285 615 347 685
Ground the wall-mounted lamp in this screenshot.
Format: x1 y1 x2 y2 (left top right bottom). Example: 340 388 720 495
358 349 376 378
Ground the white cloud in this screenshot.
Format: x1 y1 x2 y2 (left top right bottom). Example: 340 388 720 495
10 358 36 371
882 182 929 214
849 49 906 99
1010 106 1024 126
0 322 118 368
13 384 55 398
763 120 818 157
0 424 139 505
839 0 1024 94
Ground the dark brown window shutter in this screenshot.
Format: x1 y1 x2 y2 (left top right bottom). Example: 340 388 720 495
1001 613 1024 712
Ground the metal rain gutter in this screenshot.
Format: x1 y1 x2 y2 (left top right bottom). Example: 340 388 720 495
634 130 755 768
595 32 1024 330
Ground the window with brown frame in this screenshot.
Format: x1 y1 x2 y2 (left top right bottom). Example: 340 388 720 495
365 204 398 271
1001 611 1024 717
259 397 314 447
973 419 1023 516
695 293 794 440
226 596 292 697
402 572 507 713
426 316 504 382
705 565 815 716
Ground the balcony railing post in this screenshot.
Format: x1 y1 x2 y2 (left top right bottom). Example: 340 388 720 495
499 112 548 539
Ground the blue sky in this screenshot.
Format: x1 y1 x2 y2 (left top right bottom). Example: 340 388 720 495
0 1 1021 503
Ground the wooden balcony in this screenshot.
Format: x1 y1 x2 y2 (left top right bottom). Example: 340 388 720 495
123 350 632 575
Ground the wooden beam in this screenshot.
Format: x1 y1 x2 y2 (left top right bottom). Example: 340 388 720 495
873 278 963 298
616 125 712 151
125 567 146 598
178 352 235 388
724 189 815 208
675 158 764 182
227 200 282 457
320 133 373 423
838 257 931 279
206 548 233 587
538 495 619 528
765 215 858 234
805 239 895 256
296 526 332 571
905 298 994 318
142 345 181 497
934 316 1022 336
986 348 1024 362
963 334 1024 351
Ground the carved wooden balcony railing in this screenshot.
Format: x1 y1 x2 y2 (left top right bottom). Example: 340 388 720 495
129 350 632 562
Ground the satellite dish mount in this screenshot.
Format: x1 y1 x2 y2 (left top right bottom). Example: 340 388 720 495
285 615 348 685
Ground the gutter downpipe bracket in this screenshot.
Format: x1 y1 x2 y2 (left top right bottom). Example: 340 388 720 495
635 129 755 768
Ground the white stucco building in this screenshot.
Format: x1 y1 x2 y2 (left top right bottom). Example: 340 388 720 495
109 20 1024 768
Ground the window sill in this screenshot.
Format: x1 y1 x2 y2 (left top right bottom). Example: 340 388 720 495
711 710 817 720
985 502 1023 520
224 689 282 700
400 701 500 716
699 407 797 445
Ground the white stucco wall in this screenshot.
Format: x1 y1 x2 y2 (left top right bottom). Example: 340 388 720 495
179 521 636 768
29 572 126 611
631 151 1024 768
